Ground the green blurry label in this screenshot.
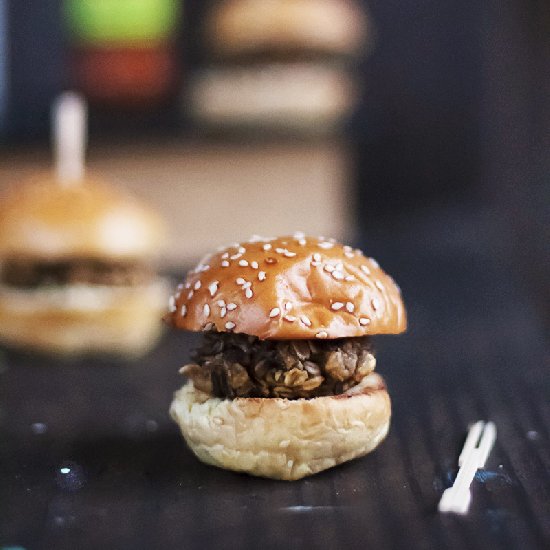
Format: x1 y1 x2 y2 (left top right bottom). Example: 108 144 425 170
64 0 181 44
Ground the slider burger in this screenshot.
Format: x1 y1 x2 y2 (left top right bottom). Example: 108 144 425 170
190 0 370 133
0 174 168 356
168 235 406 480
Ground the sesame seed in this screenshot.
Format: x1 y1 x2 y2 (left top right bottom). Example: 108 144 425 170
283 251 297 258
203 322 214 331
187 290 194 300
332 271 345 280
318 242 334 249
300 315 312 326
181 305 187 317
226 303 237 311
220 307 227 318
221 260 230 267
208 282 218 297
293 231 305 239
284 315 296 322
343 245 353 253
284 302 293 311
225 321 236 330
345 252 354 258
313 253 321 262
361 265 371 275
194 281 201 290
236 278 246 285
371 298 380 311
263 243 272 251
217 300 226 307
221 252 229 259
177 283 184 290
331 302 344 310
370 258 380 268
298 238 307 246
275 247 285 254
230 253 242 260
168 296 176 312
269 308 280 318
242 281 252 289
238 246 246 254
336 262 344 272
238 259 249 267
185 282 191 289
265 257 277 264
316 331 329 339
359 317 370 326
200 265 210 272
345 275 355 282
324 264 335 273
203 304 210 317
375 281 384 291
346 302 355 313
251 261 259 269
258 271 266 281
245 288 253 299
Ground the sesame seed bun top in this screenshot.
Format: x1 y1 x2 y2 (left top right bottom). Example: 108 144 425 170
166 234 406 340
0 173 166 261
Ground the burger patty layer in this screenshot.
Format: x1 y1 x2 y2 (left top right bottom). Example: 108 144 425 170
182 332 376 399
1 258 153 288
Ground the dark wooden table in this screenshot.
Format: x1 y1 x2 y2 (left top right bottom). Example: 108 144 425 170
1 204 548 550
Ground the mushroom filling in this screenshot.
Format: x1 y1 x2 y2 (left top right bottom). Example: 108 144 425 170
0 258 153 288
181 331 376 399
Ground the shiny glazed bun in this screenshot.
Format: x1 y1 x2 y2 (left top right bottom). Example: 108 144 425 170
166 235 406 339
206 0 369 58
170 372 390 480
0 173 165 261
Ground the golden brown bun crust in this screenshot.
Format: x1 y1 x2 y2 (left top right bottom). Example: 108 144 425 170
0 280 168 356
170 372 390 480
206 0 369 58
166 235 406 339
0 173 166 260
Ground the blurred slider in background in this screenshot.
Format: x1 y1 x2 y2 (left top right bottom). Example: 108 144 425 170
189 0 371 135
63 0 181 106
0 94 169 357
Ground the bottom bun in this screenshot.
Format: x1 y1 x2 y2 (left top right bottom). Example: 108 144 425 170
0 280 168 356
189 63 356 133
170 372 390 480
